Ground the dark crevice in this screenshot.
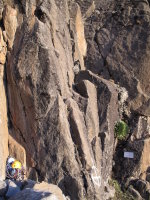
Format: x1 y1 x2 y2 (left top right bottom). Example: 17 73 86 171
58 175 80 200
19 92 27 117
34 8 46 23
14 0 25 14
66 71 70 88
34 166 45 182
99 132 106 152
81 172 88 193
0 16 4 30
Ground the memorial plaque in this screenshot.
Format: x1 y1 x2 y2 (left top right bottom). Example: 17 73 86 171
124 152 134 159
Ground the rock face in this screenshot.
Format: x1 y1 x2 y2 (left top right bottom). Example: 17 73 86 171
0 180 7 196
81 0 150 117
6 180 21 198
0 66 8 180
3 5 17 49
3 1 120 199
9 181 66 200
114 138 150 184
0 179 67 200
0 0 150 199
0 29 7 64
69 3 87 70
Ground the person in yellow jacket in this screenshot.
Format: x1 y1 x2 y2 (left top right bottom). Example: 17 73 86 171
6 157 25 180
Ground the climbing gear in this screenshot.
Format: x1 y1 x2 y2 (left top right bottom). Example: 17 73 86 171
7 157 15 164
11 160 22 169
6 157 25 181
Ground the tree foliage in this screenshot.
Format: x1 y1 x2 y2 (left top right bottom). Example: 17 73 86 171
114 120 129 140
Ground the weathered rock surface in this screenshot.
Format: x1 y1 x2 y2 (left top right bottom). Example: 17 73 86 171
114 138 150 184
131 116 150 141
128 185 142 200
0 0 150 199
3 5 17 50
5 1 120 196
5 180 20 198
9 182 66 200
0 181 7 197
75 70 119 193
0 179 67 200
146 173 150 183
0 64 8 180
77 0 150 117
69 3 87 70
0 28 7 64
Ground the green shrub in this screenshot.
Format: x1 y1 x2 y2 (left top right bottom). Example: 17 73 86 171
109 179 134 200
114 120 129 140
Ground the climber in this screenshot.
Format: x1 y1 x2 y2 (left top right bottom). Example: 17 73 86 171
6 157 25 181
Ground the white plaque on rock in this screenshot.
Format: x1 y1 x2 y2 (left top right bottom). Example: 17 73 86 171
124 152 134 159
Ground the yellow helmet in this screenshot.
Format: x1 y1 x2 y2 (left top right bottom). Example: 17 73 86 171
11 160 22 169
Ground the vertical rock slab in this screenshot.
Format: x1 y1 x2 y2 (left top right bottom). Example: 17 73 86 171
140 138 150 174
0 3 8 181
75 80 102 177
66 98 94 170
75 4 87 56
3 5 17 50
75 70 120 199
0 64 8 180
69 3 87 70
65 97 102 199
0 29 7 65
75 80 100 142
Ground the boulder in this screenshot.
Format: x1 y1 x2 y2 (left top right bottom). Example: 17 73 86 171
22 179 36 189
5 180 20 198
0 180 7 196
9 182 66 200
135 179 150 198
135 180 147 194
128 185 142 200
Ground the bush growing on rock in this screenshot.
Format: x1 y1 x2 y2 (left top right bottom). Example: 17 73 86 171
114 120 129 140
109 179 134 200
